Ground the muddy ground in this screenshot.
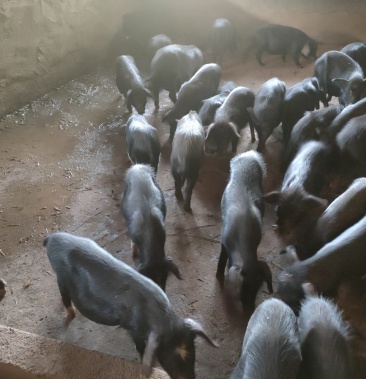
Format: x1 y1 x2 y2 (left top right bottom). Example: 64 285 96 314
1 45 366 379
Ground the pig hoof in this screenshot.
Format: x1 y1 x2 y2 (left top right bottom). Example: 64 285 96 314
272 224 279 232
183 203 192 213
65 306 76 326
175 190 183 201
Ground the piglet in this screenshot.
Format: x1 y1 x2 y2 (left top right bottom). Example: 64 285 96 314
205 86 255 154
171 111 205 212
44 232 217 379
216 151 273 309
249 77 286 151
298 296 353 379
116 55 152 115
125 115 160 173
121 164 182 291
230 298 301 379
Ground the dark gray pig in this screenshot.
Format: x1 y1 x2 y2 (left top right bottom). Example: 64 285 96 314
0 278 6 301
121 164 182 291
146 34 172 62
249 77 286 151
145 44 203 108
171 111 205 212
298 296 353 379
325 96 366 141
341 42 366 76
249 24 317 67
314 50 366 106
44 232 217 379
282 77 323 144
230 298 301 379
162 63 221 140
216 151 273 309
336 114 366 165
125 115 161 173
209 18 236 65
198 81 237 126
277 213 366 308
115 55 152 115
284 105 341 166
265 141 332 242
287 177 366 258
205 86 255 154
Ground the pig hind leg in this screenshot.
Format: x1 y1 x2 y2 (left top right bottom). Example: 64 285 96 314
256 46 266 66
216 244 228 283
183 171 199 212
57 277 76 325
172 167 184 201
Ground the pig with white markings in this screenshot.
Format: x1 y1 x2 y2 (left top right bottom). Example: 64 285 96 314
216 151 273 309
249 77 286 151
205 87 255 154
230 298 301 379
298 296 353 379
171 111 205 212
125 115 160 173
121 164 182 291
44 232 217 379
115 55 152 115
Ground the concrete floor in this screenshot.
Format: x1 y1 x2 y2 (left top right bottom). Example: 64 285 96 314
0 46 366 378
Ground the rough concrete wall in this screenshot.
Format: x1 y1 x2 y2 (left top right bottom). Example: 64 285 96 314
0 0 141 118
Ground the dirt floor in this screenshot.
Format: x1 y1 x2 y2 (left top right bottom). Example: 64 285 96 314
1 44 366 379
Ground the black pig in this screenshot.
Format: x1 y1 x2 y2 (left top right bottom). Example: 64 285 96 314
198 81 237 126
249 77 286 151
248 24 317 68
121 164 182 291
44 232 217 379
209 18 236 65
125 115 161 173
205 87 255 154
341 42 366 76
230 298 301 379
216 151 273 309
163 63 221 140
314 50 366 106
171 111 205 212
282 77 323 144
298 296 353 379
277 214 366 308
145 44 203 108
115 55 152 115
146 34 172 62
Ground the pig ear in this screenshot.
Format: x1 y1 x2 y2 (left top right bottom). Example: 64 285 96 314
302 282 317 297
184 319 219 347
258 260 273 293
304 195 328 211
332 78 349 90
263 191 281 204
228 122 241 138
142 331 158 377
286 245 300 263
165 256 183 280
205 123 215 140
